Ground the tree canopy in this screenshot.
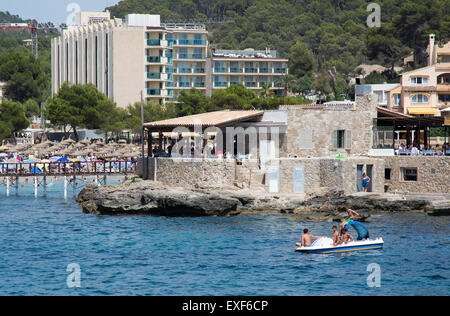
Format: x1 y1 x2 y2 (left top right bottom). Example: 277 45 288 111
0 100 29 141
46 84 123 141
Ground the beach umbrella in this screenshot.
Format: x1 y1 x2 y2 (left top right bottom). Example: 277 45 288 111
0 153 8 157
61 138 76 146
24 158 37 164
50 156 62 162
58 157 70 162
79 138 91 145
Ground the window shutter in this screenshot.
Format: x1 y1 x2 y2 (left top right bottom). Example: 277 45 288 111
345 130 352 150
331 130 337 149
299 128 313 149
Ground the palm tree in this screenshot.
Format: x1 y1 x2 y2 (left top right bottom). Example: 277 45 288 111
275 74 297 97
259 83 274 98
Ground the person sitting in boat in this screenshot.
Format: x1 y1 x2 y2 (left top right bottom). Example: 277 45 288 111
335 227 354 246
331 226 339 245
296 229 323 248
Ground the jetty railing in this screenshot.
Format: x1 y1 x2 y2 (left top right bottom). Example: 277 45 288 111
0 160 137 177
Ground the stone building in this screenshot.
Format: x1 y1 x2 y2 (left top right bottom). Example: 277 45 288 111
138 94 408 195
356 34 450 118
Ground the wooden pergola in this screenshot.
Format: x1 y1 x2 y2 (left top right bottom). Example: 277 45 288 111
376 107 446 147
142 110 265 158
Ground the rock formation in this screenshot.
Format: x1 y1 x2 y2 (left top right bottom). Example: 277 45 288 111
77 179 450 219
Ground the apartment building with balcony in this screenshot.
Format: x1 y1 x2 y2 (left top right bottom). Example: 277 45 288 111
210 49 288 97
51 12 288 107
356 34 450 117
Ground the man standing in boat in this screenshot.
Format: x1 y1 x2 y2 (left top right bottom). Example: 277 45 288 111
340 208 360 232
296 229 323 248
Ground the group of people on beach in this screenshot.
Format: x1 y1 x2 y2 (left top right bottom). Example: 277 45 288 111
295 208 360 248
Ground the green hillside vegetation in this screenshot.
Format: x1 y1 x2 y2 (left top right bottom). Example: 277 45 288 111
108 0 450 92
2 0 450 139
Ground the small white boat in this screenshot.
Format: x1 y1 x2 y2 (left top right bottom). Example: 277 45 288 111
295 237 384 254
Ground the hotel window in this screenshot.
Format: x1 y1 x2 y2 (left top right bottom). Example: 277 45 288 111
178 47 188 57
230 76 240 85
411 94 429 103
393 94 401 106
438 94 450 102
214 61 225 72
193 47 203 59
401 168 418 182
410 77 428 84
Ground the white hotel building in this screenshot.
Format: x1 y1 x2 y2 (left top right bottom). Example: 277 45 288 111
51 12 289 107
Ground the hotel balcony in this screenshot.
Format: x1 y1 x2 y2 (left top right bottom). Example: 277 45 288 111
147 39 177 48
435 62 450 70
147 89 163 96
174 39 207 46
274 68 287 74
214 82 228 88
436 84 450 92
175 54 205 60
147 56 161 63
245 68 258 73
147 72 161 80
244 82 258 88
178 68 192 74
402 85 436 92
193 68 205 73
259 68 270 73
214 67 227 73
230 68 243 73
165 81 177 88
147 73 171 81
193 82 205 88
147 56 172 65
147 39 162 46
178 82 192 88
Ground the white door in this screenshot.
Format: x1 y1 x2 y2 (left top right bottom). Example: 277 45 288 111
293 166 305 193
268 166 279 193
259 140 276 169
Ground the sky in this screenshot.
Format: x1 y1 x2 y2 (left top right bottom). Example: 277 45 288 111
0 0 120 25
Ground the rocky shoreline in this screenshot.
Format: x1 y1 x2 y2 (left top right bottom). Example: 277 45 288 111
76 179 450 220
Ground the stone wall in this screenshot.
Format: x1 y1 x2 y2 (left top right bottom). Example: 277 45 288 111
137 156 449 195
140 158 237 187
283 95 377 158
137 156 387 194
266 157 385 195
382 156 450 194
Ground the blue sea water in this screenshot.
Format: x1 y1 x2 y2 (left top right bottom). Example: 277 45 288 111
0 178 448 296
